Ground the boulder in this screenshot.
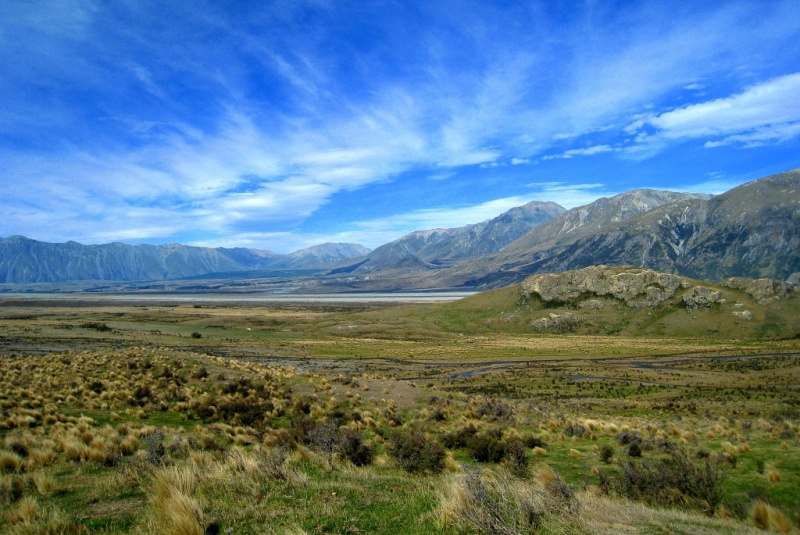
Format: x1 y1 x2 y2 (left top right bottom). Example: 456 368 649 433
682 286 721 308
529 312 583 332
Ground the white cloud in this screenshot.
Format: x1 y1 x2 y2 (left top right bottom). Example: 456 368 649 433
542 145 614 160
3 1 800 250
630 72 800 147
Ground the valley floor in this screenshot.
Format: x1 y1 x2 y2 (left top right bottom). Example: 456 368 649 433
1 299 798 534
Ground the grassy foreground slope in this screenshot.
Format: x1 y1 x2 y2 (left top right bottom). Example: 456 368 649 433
2 348 797 534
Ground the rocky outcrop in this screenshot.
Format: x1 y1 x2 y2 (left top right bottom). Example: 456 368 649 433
530 312 583 332
682 286 721 308
722 277 795 304
521 266 691 308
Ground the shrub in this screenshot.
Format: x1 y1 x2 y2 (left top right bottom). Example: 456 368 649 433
191 366 209 380
442 425 477 450
613 449 724 513
338 428 374 467
307 421 338 462
564 423 588 438
504 439 529 477
476 400 513 421
599 444 614 464
388 429 445 474
190 332 202 339
465 433 506 463
521 433 547 449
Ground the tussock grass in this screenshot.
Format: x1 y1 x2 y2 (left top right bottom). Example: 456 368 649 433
752 501 794 533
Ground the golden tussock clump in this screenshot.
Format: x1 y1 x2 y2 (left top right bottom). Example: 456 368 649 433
752 501 793 533
32 471 60 496
6 495 40 525
765 464 781 483
152 491 205 535
0 449 23 473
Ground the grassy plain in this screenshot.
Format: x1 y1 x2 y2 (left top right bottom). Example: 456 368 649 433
0 291 798 534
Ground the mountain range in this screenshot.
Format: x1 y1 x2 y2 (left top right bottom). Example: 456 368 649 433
0 238 368 284
1 168 798 289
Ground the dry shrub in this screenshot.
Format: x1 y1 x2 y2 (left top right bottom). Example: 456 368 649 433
438 467 579 534
62 439 89 463
7 495 39 524
388 429 445 474
612 450 723 513
226 447 260 474
25 448 57 471
752 501 793 533
151 465 198 502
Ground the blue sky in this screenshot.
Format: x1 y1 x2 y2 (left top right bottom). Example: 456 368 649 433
2 1 800 253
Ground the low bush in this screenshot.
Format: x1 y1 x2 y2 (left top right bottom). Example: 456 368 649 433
388 429 445 474
613 449 724 513
338 428 374 467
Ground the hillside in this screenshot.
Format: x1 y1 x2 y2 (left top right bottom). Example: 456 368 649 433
432 265 799 339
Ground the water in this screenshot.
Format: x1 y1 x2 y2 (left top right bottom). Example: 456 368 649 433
0 292 475 304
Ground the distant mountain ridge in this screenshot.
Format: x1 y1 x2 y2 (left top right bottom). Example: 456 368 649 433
500 170 800 283
352 201 566 273
342 188 710 289
2 169 799 288
0 237 369 283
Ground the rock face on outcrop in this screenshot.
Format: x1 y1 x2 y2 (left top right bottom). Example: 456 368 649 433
529 312 583 332
520 265 796 313
722 277 795 304
521 266 692 308
682 286 722 308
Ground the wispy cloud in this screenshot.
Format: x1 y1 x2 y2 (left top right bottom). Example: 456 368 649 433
1 1 799 251
628 72 800 149
542 145 614 160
